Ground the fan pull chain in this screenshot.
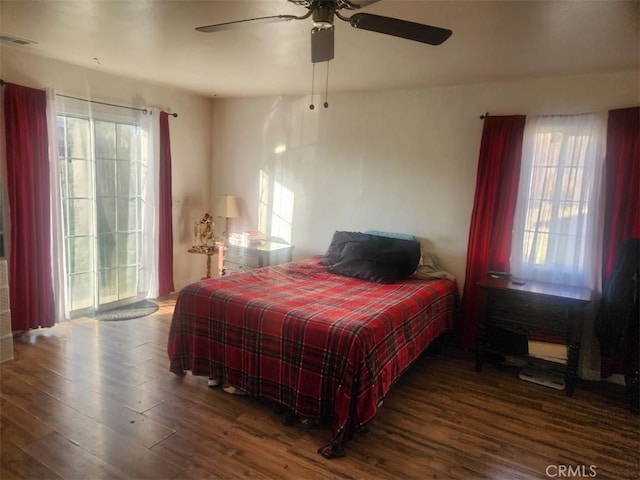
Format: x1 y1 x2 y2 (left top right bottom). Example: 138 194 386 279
323 61 329 108
309 63 316 110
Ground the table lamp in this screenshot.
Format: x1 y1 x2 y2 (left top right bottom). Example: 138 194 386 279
214 194 240 243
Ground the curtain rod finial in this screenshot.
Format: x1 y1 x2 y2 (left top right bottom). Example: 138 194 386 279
480 112 489 120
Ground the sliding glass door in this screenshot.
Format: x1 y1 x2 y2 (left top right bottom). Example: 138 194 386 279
57 113 146 315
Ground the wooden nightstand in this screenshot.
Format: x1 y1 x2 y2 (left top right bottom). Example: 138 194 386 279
476 277 591 396
223 242 294 275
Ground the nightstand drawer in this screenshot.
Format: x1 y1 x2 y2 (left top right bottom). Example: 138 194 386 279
223 242 294 275
491 291 569 319
489 291 570 335
225 248 261 269
224 262 249 274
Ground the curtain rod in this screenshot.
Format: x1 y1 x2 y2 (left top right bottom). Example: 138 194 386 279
0 79 177 117
57 93 150 114
58 93 178 117
480 112 489 119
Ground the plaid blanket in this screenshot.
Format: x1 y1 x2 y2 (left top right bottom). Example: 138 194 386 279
168 256 458 457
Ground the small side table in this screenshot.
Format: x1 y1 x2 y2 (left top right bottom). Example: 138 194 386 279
188 244 224 279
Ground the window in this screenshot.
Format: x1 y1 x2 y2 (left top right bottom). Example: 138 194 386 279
57 111 148 314
258 169 294 244
511 114 606 288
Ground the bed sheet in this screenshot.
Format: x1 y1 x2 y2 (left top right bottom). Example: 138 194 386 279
168 255 458 457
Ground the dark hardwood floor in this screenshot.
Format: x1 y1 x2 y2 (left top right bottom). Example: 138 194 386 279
1 295 638 479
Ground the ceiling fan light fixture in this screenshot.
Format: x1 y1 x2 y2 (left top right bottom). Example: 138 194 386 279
311 26 335 62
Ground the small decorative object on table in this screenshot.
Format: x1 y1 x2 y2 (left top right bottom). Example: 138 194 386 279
194 213 215 247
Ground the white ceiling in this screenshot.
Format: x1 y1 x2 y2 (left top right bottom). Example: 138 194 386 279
1 0 638 99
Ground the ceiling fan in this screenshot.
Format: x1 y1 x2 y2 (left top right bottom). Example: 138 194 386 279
196 0 452 63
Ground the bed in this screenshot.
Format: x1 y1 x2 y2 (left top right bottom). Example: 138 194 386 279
168 233 458 457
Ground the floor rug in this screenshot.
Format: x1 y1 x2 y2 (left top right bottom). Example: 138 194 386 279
96 300 159 321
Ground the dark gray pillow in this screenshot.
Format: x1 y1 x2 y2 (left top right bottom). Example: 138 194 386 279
320 231 421 283
319 231 372 266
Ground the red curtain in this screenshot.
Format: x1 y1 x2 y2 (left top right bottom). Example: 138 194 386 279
158 111 175 296
3 83 55 330
598 106 639 378
458 116 526 349
602 106 640 282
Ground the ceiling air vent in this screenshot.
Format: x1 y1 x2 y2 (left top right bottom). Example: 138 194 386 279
0 33 37 46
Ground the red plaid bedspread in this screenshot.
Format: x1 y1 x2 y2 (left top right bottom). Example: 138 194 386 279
167 256 458 457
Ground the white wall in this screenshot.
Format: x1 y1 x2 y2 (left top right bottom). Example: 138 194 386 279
1 49 213 290
211 70 639 379
212 71 639 285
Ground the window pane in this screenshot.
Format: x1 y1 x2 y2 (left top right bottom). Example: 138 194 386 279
558 202 581 236
97 233 117 269
97 197 116 234
65 199 93 236
95 159 116 196
67 159 92 198
139 163 148 196
95 121 116 159
69 273 94 311
118 233 137 266
116 197 137 232
67 236 93 274
531 166 557 199
66 117 91 159
117 160 133 196
118 267 137 299
57 117 67 158
561 167 584 201
98 269 118 305
117 124 137 160
529 231 548 265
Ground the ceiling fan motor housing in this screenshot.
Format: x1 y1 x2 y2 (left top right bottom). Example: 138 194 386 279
289 0 379 9
311 3 336 29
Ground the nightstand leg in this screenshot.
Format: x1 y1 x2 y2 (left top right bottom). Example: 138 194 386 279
566 341 580 396
476 292 491 373
476 318 487 372
205 254 212 279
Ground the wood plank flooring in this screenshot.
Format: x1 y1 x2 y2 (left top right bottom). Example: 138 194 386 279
1 295 638 479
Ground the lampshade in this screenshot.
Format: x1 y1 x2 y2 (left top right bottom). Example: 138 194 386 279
214 194 239 219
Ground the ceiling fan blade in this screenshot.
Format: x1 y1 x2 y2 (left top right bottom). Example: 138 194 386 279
348 13 452 45
196 14 303 33
311 27 335 63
